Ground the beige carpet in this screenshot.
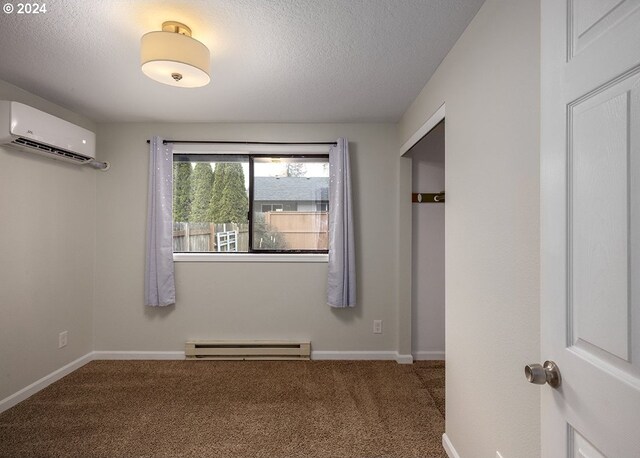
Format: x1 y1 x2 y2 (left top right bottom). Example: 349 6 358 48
0 360 445 458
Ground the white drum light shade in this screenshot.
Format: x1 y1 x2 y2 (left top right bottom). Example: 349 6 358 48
140 22 210 88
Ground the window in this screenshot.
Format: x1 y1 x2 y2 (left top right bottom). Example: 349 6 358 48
261 204 283 212
172 151 329 254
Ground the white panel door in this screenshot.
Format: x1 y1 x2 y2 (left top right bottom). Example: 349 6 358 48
541 0 640 456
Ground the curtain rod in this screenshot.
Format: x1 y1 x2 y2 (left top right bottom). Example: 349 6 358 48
146 140 337 146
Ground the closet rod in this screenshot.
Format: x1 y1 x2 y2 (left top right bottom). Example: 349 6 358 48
146 140 337 146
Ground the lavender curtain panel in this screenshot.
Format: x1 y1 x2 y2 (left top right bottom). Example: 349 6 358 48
144 136 176 306
327 138 356 307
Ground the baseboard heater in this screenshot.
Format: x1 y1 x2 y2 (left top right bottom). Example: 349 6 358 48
185 340 311 360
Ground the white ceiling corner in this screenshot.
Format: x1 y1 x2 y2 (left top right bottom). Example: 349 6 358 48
0 0 485 123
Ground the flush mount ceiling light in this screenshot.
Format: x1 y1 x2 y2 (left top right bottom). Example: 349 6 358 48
140 21 210 88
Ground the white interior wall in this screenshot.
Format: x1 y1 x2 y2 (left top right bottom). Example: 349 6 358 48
0 80 96 401
94 123 401 355
399 1 541 457
408 121 445 360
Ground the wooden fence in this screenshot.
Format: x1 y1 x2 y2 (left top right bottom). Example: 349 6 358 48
173 222 248 252
264 211 328 250
173 212 328 252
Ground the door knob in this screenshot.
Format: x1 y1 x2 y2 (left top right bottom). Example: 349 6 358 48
524 360 560 388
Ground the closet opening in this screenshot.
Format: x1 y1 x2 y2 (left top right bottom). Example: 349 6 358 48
404 119 445 417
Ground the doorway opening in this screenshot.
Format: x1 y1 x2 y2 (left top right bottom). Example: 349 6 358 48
405 119 445 361
403 119 446 417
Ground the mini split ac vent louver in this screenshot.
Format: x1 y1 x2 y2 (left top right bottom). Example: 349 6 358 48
12 137 92 163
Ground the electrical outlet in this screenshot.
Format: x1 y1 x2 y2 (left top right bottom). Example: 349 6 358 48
58 331 68 348
373 320 383 334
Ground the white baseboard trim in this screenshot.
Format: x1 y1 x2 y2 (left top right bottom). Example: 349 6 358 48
0 352 93 414
92 351 185 360
395 353 414 364
443 433 461 458
414 351 445 361
311 351 413 364
98 350 411 363
312 351 397 360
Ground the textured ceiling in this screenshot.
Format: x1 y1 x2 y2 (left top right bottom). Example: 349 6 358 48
0 0 484 123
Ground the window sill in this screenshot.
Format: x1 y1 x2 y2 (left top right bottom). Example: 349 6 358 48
173 253 329 263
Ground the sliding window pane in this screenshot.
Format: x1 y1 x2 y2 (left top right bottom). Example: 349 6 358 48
173 155 249 252
253 157 329 251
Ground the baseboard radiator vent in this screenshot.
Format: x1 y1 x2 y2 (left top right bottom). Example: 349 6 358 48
185 340 311 360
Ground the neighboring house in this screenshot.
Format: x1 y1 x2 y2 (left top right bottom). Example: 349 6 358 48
254 177 329 212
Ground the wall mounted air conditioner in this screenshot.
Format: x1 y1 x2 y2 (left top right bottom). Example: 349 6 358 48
0 100 98 166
